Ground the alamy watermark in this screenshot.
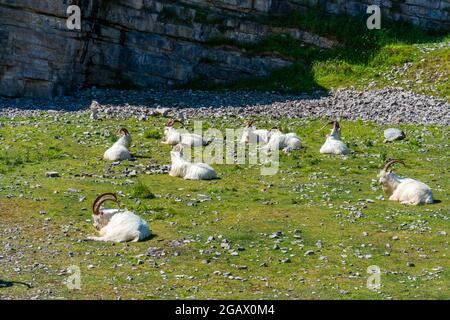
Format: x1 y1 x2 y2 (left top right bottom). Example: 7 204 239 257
66 4 382 32
367 265 381 290
65 265 81 290
66 5 81 30
367 5 382 30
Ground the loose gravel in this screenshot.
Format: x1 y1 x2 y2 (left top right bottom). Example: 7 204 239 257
0 87 448 125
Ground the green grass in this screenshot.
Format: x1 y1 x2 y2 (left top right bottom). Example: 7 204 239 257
0 115 448 299
132 181 156 200
182 10 449 99
144 129 162 140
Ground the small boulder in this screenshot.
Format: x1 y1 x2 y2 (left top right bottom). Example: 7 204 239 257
384 128 406 143
46 171 60 178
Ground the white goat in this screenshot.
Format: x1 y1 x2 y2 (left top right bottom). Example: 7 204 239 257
169 144 217 180
320 121 349 155
240 121 270 144
90 100 100 120
163 119 206 147
378 159 433 205
103 128 132 161
87 193 151 242
262 127 302 154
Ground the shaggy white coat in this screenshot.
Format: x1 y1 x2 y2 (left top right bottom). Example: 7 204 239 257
320 127 349 155
170 148 217 180
240 126 270 144
103 134 132 161
378 170 433 205
163 127 205 147
262 130 302 153
88 208 151 242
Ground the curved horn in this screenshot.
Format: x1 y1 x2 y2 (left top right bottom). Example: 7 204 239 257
117 128 129 136
319 121 334 132
246 120 254 127
92 193 118 215
383 159 405 172
166 119 184 128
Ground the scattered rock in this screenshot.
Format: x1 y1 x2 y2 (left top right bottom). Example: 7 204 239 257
304 250 315 256
384 128 406 142
45 171 60 178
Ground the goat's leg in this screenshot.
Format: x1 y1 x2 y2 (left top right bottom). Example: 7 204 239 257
86 235 109 242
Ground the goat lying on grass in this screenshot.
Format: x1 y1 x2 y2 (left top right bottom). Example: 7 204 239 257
87 193 151 242
261 128 302 154
240 121 270 144
103 128 132 161
378 159 433 205
163 119 206 147
320 121 349 155
169 144 218 180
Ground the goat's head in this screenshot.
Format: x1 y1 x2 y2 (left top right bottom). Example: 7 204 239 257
330 121 341 138
170 144 185 161
271 126 283 134
241 121 255 143
92 193 120 230
320 121 341 138
90 100 100 110
164 119 183 136
117 128 130 137
378 159 405 191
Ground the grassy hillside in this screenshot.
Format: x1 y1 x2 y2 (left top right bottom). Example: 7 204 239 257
0 115 448 299
183 10 450 99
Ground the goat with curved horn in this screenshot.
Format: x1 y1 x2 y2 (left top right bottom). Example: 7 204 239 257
88 193 151 242
240 121 270 144
162 119 206 146
261 126 302 154
169 144 218 180
378 159 433 205
103 128 133 161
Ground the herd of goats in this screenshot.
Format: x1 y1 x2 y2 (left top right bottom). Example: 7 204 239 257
86 115 434 243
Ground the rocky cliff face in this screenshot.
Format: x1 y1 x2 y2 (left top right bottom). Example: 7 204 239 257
287 0 450 31
0 0 448 98
0 0 298 98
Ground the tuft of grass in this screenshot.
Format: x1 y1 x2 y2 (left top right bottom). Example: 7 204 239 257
131 181 156 199
144 130 162 140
